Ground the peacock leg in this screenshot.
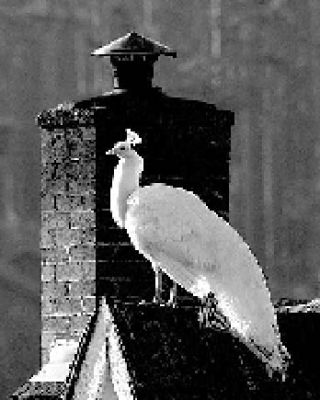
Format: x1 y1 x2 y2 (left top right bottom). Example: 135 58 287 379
153 264 163 303
168 282 178 306
199 294 230 330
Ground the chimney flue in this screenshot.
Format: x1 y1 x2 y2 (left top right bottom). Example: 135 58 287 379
91 32 176 93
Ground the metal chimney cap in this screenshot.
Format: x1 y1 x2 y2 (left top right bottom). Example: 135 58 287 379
91 32 177 57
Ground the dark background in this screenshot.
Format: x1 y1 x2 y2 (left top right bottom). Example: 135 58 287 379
1 0 320 398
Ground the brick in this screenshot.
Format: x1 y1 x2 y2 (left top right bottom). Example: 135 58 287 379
81 128 95 141
81 192 96 210
51 147 67 161
41 134 51 149
41 228 58 250
55 262 81 282
70 211 95 229
65 157 95 177
81 261 96 280
82 138 96 154
69 280 96 297
56 297 82 315
41 166 67 192
42 211 70 230
51 128 67 141
42 315 71 332
64 125 81 138
41 264 55 281
42 281 70 298
69 330 83 342
54 229 74 249
69 244 95 262
42 281 56 297
53 193 70 211
81 296 96 314
41 193 55 210
70 314 92 333
54 192 95 212
42 248 69 264
67 178 95 195
79 162 95 182
43 228 95 250
41 330 57 350
67 228 81 244
41 348 50 365
70 228 96 246
53 161 68 182
42 297 57 315
55 316 72 333
66 139 86 160
80 192 95 210
65 161 82 180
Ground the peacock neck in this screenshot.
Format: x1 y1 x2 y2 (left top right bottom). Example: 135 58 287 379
110 155 143 228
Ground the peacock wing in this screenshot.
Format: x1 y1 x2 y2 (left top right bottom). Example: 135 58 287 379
125 184 290 376
126 185 279 342
125 184 222 296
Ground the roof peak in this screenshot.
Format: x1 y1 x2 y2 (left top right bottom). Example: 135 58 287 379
91 32 176 57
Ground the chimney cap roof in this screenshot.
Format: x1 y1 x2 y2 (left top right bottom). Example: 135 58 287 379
91 32 177 57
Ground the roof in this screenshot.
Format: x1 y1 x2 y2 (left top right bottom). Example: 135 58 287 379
91 32 176 57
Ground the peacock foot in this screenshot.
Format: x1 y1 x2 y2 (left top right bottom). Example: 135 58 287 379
167 284 178 307
152 293 166 305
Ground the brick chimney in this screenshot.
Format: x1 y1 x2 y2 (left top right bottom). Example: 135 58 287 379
37 32 233 366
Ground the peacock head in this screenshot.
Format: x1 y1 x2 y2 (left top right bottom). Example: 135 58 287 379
105 128 142 159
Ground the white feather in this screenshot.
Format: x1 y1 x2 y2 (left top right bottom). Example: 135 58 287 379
108 136 290 380
126 128 142 145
